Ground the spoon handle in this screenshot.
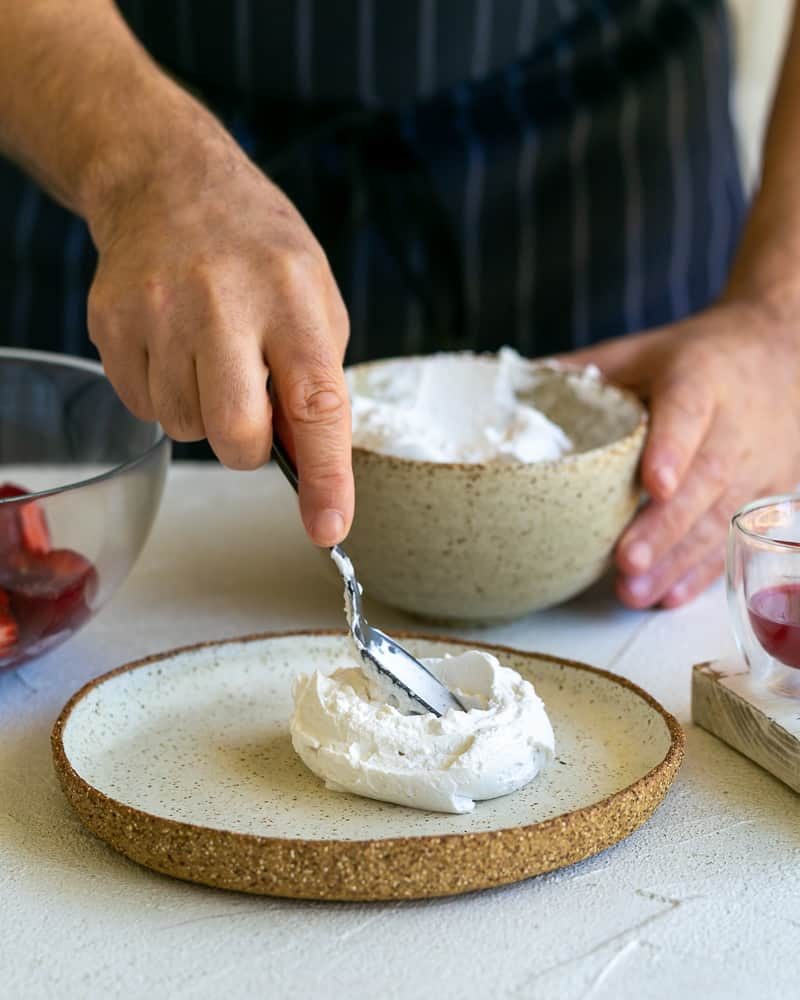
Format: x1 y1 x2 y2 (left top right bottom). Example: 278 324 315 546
271 436 299 494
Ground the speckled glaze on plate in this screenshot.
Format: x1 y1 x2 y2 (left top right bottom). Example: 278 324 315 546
52 632 683 901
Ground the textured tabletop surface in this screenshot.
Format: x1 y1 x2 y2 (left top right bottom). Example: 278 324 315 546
1 464 797 1000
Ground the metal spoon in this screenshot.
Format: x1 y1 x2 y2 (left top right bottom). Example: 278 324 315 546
270 436 465 716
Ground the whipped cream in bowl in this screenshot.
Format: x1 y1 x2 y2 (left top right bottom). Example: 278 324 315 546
343 348 647 622
349 348 574 464
290 649 555 814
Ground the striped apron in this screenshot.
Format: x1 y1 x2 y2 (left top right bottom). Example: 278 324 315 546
0 0 746 452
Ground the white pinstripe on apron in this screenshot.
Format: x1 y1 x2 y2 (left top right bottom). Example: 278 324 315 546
0 0 746 376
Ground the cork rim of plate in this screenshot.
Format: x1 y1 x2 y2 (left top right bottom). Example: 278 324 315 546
51 630 685 902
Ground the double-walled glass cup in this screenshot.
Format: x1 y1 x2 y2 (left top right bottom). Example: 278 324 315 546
727 494 800 697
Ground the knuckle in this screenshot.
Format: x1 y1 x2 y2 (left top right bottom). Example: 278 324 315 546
273 248 328 296
691 503 729 550
142 274 172 313
330 294 351 348
293 246 328 281
284 373 348 426
189 268 250 334
213 440 270 471
186 256 226 297
185 265 224 318
306 464 351 490
658 504 691 543
693 450 729 493
207 407 268 449
225 457 261 472
161 421 203 443
659 379 709 427
158 395 203 442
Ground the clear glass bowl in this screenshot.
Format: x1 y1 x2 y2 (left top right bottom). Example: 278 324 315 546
0 348 170 671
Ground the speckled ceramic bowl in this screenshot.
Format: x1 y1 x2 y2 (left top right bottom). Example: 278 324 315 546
346 358 647 622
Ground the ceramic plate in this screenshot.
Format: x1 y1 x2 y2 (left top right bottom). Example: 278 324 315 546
52 632 684 900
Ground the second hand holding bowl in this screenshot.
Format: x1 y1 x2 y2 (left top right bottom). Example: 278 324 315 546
270 436 465 716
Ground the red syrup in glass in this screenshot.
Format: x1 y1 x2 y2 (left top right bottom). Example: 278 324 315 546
747 583 800 669
0 484 97 668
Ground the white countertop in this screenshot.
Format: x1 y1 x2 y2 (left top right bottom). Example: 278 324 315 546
1 464 798 1000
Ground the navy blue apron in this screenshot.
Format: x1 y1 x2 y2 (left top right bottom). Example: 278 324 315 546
0 0 746 453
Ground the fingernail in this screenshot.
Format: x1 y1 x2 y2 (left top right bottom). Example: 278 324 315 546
655 465 678 495
312 509 345 546
624 540 652 572
626 575 652 601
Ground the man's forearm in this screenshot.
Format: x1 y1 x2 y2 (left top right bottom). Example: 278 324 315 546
726 2 800 318
0 0 222 232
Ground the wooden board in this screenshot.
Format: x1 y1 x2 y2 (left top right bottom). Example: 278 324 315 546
692 658 800 794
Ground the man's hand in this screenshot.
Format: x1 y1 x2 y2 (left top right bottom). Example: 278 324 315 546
87 128 354 548
565 301 800 608
0 0 353 548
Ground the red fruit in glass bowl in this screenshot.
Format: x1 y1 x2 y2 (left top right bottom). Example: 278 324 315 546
0 548 94 599
0 486 97 668
0 483 52 555
19 500 51 554
1 550 97 643
0 349 170 672
11 581 95 649
0 484 26 554
0 590 18 656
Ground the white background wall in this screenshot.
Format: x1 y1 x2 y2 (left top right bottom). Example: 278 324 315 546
727 0 794 188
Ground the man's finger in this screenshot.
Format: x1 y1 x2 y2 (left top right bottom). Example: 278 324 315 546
148 345 205 442
268 333 353 547
660 550 726 608
101 345 156 423
639 367 715 501
617 487 742 607
196 339 273 470
616 419 730 575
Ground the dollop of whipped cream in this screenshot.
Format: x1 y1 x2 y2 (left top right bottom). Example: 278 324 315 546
290 650 555 814
348 347 573 463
